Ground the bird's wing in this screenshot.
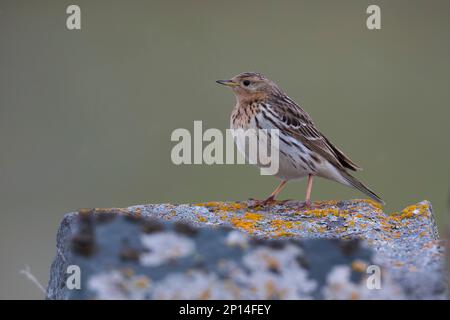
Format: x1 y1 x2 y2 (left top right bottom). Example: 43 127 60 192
265 96 362 172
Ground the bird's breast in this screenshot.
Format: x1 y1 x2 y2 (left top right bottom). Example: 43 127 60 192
230 102 262 130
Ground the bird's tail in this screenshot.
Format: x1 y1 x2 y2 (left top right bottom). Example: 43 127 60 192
340 171 385 205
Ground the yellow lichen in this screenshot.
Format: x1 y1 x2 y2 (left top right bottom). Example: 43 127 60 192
300 208 340 218
274 231 295 237
134 276 150 289
244 212 263 221
122 268 134 277
230 216 257 233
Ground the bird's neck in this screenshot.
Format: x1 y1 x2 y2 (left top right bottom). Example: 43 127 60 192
235 92 268 106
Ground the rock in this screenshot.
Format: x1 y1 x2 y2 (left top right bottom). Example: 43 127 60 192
47 199 446 300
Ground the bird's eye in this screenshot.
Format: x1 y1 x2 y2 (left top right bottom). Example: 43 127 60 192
242 80 251 87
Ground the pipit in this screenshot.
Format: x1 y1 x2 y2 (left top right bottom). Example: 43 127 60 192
217 72 384 207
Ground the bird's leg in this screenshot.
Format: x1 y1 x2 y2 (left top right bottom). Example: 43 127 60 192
304 174 314 208
296 174 314 210
265 180 288 203
249 180 288 207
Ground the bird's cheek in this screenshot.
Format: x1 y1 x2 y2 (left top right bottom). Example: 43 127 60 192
232 87 242 94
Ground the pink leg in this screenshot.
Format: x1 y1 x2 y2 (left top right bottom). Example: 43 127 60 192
266 180 288 202
305 174 314 208
249 180 288 207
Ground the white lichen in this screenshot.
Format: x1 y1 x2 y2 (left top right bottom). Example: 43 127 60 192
225 230 249 249
88 270 150 300
237 245 317 299
322 265 406 300
140 232 196 267
152 271 234 299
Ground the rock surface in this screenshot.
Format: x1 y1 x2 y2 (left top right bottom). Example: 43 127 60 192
47 199 446 299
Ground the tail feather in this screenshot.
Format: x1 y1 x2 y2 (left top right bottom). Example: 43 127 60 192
324 136 362 172
340 171 385 205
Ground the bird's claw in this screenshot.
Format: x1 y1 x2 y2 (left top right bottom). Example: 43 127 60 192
247 197 275 208
247 197 292 209
296 200 313 211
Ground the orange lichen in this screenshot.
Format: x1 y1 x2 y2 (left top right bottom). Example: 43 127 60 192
191 200 431 243
196 201 247 213
392 232 401 238
93 207 130 214
300 208 341 218
199 289 211 300
244 212 263 221
271 220 293 229
351 260 368 272
168 210 177 216
269 219 296 237
195 201 221 207
395 203 429 220
230 216 257 234
265 280 277 298
350 292 360 300
364 199 383 210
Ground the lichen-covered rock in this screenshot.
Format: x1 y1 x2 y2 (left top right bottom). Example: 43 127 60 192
47 200 446 300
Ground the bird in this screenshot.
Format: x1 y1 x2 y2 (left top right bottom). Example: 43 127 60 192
216 72 384 207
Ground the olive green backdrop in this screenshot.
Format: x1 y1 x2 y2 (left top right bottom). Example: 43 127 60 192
1 0 449 299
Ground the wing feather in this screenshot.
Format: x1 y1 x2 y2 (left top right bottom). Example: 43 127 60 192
266 95 362 172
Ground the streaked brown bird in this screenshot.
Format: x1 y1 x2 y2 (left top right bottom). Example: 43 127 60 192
217 72 384 207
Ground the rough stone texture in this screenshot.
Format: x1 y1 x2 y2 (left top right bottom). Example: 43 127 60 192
47 199 446 300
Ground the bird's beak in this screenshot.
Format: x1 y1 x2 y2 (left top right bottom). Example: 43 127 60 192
216 79 239 87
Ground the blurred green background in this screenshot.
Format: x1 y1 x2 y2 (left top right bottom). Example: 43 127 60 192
1 0 449 299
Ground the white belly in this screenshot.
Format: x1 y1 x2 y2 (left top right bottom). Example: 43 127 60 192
231 113 317 181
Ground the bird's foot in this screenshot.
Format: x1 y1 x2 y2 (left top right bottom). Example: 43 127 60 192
296 200 314 211
247 196 275 208
247 196 291 209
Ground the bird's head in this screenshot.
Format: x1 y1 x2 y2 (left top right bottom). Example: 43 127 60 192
216 72 278 102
